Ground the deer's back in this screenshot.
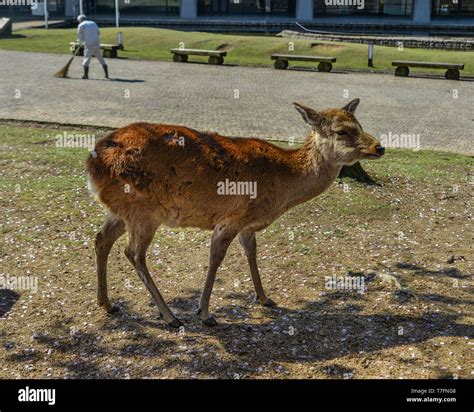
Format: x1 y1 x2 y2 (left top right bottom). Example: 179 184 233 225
88 123 298 230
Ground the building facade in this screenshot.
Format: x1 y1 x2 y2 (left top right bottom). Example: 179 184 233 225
1 0 473 25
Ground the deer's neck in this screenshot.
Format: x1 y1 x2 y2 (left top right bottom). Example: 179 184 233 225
284 131 342 209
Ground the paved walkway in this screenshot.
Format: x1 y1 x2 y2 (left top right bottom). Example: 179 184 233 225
11 20 67 31
0 50 472 155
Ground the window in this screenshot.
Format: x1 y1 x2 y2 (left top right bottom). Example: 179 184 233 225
313 0 413 16
272 0 296 15
96 0 180 15
432 0 474 17
0 0 65 17
198 0 295 16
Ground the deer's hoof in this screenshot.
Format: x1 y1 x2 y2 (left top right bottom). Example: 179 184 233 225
255 295 277 307
263 298 277 307
202 317 218 327
102 303 120 314
167 318 184 329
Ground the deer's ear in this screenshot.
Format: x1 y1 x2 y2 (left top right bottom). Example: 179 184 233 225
294 103 327 130
342 98 360 114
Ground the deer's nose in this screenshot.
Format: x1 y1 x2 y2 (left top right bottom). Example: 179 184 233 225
375 145 385 155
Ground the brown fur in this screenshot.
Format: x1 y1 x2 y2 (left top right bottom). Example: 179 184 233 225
87 100 383 326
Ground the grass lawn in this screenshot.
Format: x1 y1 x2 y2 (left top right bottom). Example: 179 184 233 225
0 124 472 379
1 27 473 75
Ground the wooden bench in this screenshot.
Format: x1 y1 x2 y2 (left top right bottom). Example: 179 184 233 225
170 48 227 65
69 42 123 58
392 60 464 80
271 54 337 72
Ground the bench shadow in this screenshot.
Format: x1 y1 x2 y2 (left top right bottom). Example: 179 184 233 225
285 66 474 81
174 61 238 67
286 66 352 75
395 73 474 82
2 34 26 39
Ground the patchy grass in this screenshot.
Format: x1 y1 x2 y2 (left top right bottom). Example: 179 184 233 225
0 124 472 379
1 27 473 75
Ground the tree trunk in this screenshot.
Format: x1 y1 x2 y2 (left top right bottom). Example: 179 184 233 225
338 162 376 185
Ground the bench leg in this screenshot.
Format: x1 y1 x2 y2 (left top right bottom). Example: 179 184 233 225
173 54 188 63
445 69 460 80
208 56 224 65
395 66 409 77
318 62 332 72
274 59 289 70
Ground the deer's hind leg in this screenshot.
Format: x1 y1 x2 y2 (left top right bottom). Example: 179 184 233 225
124 218 182 328
95 214 126 313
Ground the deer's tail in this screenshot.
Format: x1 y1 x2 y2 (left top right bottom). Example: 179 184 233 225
86 128 151 207
86 132 123 202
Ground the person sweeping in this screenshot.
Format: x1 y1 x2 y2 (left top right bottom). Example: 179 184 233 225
77 15 109 80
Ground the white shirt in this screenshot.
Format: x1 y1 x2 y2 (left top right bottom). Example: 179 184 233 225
77 20 101 47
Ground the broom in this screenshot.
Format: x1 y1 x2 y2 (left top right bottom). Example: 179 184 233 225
53 46 81 78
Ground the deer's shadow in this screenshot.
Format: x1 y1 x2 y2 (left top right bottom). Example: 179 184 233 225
0 289 19 318
7 262 471 378
159 284 470 376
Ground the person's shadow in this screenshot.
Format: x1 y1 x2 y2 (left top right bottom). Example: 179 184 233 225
108 78 145 83
67 77 145 83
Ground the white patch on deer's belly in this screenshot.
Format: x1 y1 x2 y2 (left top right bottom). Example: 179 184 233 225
87 173 98 196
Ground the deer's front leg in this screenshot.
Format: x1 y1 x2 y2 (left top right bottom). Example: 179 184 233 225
238 231 276 307
198 224 237 327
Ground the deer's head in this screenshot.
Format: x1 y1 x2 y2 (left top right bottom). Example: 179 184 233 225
294 99 384 166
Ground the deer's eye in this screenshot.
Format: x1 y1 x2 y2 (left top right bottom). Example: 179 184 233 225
335 130 347 136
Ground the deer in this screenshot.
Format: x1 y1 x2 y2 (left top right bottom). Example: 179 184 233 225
86 99 384 328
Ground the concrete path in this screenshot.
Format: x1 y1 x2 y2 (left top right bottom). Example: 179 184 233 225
0 49 472 155
11 20 66 31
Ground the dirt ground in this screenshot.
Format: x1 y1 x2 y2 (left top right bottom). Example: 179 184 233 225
0 125 472 379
